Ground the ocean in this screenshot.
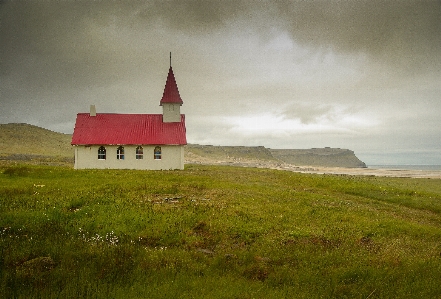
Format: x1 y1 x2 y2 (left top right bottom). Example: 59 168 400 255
368 165 441 171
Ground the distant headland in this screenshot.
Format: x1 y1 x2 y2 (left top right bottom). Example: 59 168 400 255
185 144 366 168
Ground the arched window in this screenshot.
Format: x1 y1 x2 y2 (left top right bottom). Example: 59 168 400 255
117 146 124 160
154 146 161 160
136 146 143 159
98 146 106 160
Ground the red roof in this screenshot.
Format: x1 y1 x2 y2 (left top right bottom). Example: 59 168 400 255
160 67 183 105
71 113 186 145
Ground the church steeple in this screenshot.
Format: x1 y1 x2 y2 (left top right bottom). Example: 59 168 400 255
159 66 183 106
160 53 183 122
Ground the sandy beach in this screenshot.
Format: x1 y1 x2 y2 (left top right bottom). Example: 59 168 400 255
185 155 441 179
283 165 441 179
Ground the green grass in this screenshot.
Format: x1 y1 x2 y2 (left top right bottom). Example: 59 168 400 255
1 163 441 298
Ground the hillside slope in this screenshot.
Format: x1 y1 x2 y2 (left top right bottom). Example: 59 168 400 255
185 144 278 164
0 123 74 162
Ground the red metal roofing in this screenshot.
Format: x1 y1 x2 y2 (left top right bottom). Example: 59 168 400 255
71 113 187 145
160 67 183 105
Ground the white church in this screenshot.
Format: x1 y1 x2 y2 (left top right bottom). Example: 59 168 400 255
71 62 187 170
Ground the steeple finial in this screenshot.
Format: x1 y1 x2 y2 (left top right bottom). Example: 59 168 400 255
170 52 172 67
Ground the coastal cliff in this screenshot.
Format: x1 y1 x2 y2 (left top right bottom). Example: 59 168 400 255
270 148 367 168
185 144 366 168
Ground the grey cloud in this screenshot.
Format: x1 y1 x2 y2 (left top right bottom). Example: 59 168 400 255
275 1 441 73
137 0 441 73
3 1 439 77
282 103 334 124
138 0 252 32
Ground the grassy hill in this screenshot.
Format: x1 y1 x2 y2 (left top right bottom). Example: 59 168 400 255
1 123 366 168
1 163 441 297
0 123 73 164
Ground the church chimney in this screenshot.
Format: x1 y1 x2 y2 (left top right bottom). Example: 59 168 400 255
90 105 96 117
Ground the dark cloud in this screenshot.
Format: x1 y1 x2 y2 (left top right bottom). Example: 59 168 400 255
139 0 252 32
0 1 138 84
0 1 163 118
275 0 441 73
135 0 441 73
1 0 439 93
247 1 437 72
2 0 439 77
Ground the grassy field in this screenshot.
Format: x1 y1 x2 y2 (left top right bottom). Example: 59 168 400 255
1 163 441 298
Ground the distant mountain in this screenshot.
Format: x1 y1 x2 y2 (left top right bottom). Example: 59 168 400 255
0 123 366 168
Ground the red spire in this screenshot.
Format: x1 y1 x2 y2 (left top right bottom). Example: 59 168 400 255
160 67 183 106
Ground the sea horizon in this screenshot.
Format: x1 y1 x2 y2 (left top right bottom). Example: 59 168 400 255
368 165 441 171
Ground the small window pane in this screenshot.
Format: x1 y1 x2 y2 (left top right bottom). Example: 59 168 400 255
117 146 125 160
136 146 143 160
154 146 161 160
98 146 106 160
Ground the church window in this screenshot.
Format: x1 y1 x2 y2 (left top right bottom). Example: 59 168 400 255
98 146 106 160
136 146 143 159
154 146 162 160
117 146 125 160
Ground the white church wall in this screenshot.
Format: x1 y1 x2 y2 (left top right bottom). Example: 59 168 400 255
74 145 184 170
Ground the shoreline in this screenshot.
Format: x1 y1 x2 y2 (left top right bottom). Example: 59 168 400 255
290 166 441 179
185 158 441 179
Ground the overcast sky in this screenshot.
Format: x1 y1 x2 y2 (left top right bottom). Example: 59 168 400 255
1 0 440 165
